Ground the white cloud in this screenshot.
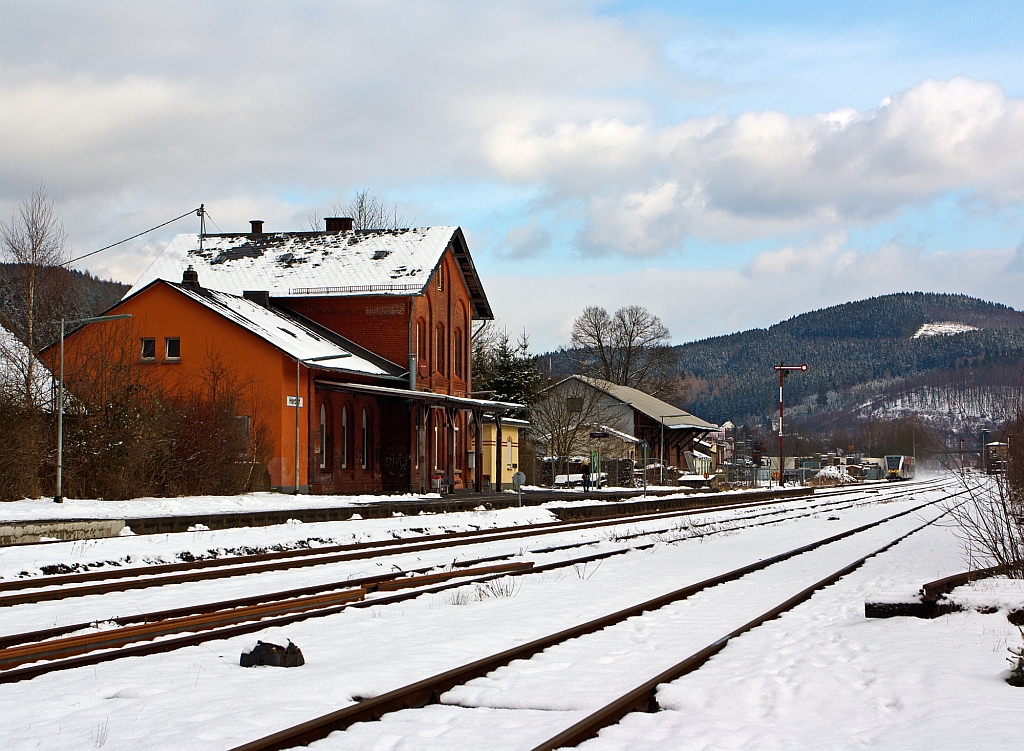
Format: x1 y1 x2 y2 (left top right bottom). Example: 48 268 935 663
489 235 1024 351
3 0 1024 316
490 76 1024 255
744 232 848 277
497 218 552 259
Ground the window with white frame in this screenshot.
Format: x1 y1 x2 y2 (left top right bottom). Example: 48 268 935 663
165 337 180 360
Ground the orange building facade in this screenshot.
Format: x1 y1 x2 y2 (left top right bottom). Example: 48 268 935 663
57 223 519 495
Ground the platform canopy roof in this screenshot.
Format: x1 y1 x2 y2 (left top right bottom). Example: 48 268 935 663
125 227 493 319
315 379 524 415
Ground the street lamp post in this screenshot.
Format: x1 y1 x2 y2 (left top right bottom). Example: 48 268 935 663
54 314 133 503
659 413 692 486
292 353 352 495
772 362 808 488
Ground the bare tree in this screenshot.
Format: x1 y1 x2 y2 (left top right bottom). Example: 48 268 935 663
568 304 677 394
0 185 70 409
307 189 408 231
529 377 607 485
945 374 1024 576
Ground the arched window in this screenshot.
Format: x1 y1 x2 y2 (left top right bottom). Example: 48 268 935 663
341 407 348 469
453 328 463 380
436 263 444 291
319 404 327 470
361 408 369 470
416 318 428 376
435 324 446 375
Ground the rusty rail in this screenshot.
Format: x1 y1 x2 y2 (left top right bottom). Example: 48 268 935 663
0 561 533 683
0 489 860 607
920 564 1014 601
530 512 948 750
227 495 949 751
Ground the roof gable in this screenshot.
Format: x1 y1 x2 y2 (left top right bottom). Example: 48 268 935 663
563 375 717 430
128 280 402 379
126 227 493 319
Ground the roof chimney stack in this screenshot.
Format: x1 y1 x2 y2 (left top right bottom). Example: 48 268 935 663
324 217 353 233
182 265 200 290
249 219 264 235
243 290 271 308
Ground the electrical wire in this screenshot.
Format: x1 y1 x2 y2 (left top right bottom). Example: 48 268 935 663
202 209 224 234
66 208 201 265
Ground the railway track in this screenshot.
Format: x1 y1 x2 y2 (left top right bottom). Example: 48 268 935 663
225 490 956 751
0 478 944 610
0 480 953 684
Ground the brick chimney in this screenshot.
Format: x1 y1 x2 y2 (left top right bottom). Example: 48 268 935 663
182 265 200 290
249 220 264 234
324 217 354 233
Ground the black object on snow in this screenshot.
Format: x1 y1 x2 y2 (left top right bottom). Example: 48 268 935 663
240 640 305 668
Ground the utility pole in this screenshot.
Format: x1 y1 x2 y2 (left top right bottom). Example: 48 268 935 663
773 362 808 488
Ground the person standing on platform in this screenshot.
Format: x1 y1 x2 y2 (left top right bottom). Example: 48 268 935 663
582 461 591 492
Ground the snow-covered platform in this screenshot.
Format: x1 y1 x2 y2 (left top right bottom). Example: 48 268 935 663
0 486 813 544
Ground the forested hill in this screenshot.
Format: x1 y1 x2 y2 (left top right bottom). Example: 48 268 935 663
674 292 1024 425
0 264 128 320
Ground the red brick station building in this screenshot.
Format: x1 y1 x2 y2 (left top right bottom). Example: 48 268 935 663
62 218 521 494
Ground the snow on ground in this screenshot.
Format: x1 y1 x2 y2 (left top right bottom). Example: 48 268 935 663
811 465 858 484
912 321 980 338
3 479 1012 750
579 519 1023 751
0 491 846 638
947 578 1024 613
0 492 446 522
0 486 704 522
0 504 558 583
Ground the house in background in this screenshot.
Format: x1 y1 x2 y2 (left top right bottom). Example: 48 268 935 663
53 220 521 494
543 375 717 471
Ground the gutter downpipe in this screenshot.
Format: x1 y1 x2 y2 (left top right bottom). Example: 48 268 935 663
295 358 301 495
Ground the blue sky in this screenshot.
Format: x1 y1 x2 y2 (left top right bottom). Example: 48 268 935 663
3 1 1024 349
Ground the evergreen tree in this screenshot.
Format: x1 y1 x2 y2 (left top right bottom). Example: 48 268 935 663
473 326 541 411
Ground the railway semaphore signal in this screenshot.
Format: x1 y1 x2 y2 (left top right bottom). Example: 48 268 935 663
773 362 808 487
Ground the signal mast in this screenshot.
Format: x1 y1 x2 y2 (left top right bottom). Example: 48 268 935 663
773 362 808 486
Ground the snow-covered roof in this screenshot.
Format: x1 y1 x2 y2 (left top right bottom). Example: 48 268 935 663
126 228 493 318
570 375 717 431
163 282 402 378
0 323 55 405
